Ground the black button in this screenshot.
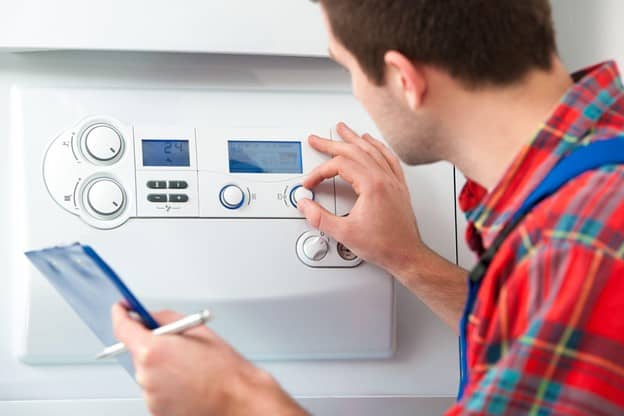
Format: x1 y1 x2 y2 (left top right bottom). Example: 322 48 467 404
168 181 188 189
169 194 189 203
147 181 167 189
147 194 167 203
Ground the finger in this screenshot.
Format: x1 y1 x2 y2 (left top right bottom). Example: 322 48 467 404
150 309 215 339
335 122 361 142
135 371 146 389
309 134 382 172
151 309 185 325
308 134 346 157
112 303 152 355
298 199 347 240
337 124 394 175
361 133 406 181
303 156 365 193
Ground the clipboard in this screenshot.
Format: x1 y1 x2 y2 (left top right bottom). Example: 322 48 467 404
25 243 159 375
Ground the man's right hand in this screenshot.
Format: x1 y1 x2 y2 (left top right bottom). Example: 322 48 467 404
298 122 467 331
298 122 424 279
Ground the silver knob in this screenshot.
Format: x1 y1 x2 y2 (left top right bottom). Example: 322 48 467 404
302 236 330 261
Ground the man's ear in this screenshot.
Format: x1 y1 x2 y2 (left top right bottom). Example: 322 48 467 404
384 51 427 110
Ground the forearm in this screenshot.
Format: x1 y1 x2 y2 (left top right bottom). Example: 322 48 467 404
390 244 468 333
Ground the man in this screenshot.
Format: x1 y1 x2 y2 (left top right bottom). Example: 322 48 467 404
113 0 624 414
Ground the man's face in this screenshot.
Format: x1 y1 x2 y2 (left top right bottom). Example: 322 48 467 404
322 8 444 166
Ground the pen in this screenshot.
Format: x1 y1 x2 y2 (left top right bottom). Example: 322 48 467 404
96 309 212 360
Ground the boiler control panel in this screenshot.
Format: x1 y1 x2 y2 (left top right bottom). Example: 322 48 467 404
43 116 360 268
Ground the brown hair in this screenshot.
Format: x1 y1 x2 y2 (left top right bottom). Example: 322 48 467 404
314 0 558 88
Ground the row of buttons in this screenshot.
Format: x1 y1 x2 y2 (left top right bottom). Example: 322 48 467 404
147 194 189 203
147 180 188 190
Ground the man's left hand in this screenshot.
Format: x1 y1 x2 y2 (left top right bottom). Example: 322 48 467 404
112 303 307 416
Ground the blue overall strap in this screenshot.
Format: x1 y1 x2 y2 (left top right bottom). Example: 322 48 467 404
514 137 624 223
457 136 624 401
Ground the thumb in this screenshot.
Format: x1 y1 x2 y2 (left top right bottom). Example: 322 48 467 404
151 309 185 325
298 199 345 240
111 303 152 355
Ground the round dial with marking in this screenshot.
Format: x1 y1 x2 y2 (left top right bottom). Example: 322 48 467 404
220 185 245 210
290 185 315 208
84 125 123 162
86 179 125 217
302 235 330 261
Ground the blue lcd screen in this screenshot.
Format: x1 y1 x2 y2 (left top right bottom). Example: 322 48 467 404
228 141 303 174
142 140 190 167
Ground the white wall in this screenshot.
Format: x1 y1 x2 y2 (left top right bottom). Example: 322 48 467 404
552 0 624 70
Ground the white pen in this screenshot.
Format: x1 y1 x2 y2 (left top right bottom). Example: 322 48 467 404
96 309 212 360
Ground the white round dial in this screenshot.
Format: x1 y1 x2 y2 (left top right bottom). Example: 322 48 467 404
86 179 125 217
290 185 314 208
302 236 330 261
84 125 123 162
220 185 245 210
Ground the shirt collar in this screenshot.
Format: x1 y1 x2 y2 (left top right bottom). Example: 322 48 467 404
462 61 624 248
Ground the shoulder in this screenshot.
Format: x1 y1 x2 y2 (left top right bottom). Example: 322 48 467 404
520 164 624 262
476 165 624 331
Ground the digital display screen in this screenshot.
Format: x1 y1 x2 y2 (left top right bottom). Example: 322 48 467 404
142 140 190 167
228 141 303 174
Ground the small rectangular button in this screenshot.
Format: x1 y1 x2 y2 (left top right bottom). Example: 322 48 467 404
147 181 167 189
168 180 188 189
147 194 168 203
169 194 189 203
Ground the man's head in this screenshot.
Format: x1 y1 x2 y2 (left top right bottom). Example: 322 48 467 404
314 0 558 165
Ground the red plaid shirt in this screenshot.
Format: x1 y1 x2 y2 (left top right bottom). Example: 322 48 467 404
446 61 624 415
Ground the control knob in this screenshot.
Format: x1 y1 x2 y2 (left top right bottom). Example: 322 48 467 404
302 235 330 261
220 185 245 210
85 178 125 217
83 125 123 163
290 185 315 208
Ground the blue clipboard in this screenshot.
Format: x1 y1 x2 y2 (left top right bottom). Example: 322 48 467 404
25 243 159 375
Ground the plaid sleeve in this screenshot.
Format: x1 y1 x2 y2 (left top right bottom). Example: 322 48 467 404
447 240 624 416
